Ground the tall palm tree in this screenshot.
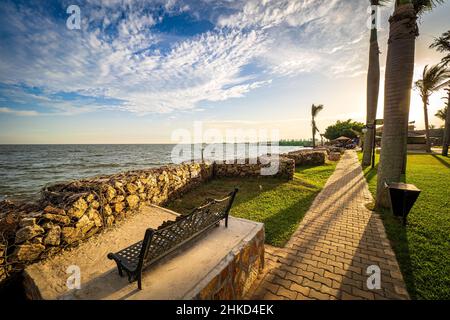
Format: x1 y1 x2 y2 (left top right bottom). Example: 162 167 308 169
430 30 450 65
363 0 389 166
415 64 450 153
376 0 444 209
430 30 450 156
311 104 324 148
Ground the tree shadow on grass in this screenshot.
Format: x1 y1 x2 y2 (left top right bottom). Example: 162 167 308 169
378 208 417 299
431 154 450 169
363 163 379 186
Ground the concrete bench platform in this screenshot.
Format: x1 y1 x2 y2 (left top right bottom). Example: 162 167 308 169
23 205 264 300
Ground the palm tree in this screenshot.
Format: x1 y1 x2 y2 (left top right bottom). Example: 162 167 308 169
430 30 450 66
363 0 389 167
430 31 450 156
415 64 450 153
435 106 447 121
311 104 324 148
376 0 444 209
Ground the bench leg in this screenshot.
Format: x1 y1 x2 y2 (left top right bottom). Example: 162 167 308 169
225 214 229 228
117 265 124 277
137 271 143 290
108 254 125 277
111 260 124 277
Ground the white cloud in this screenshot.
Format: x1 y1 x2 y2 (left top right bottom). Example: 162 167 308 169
0 107 39 116
0 0 375 115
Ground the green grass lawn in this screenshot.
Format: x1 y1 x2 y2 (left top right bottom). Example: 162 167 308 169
166 162 337 247
358 152 450 300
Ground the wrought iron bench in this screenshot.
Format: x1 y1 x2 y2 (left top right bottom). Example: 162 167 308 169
107 188 238 289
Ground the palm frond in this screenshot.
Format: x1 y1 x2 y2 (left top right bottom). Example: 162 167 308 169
430 30 450 65
311 104 324 117
414 64 450 100
411 0 445 15
435 106 447 121
430 30 450 52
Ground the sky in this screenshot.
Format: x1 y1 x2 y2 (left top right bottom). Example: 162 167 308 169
0 0 449 144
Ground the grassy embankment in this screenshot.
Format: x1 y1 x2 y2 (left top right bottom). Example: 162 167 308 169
167 161 337 247
358 152 450 299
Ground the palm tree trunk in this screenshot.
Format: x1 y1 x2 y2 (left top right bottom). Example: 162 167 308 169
401 121 408 174
363 28 381 166
443 90 450 157
376 3 417 209
423 97 432 153
312 120 316 148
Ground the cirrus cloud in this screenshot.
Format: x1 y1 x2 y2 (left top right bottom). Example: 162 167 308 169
0 0 378 115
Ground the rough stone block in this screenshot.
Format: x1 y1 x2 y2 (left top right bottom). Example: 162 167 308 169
15 224 45 244
11 243 45 262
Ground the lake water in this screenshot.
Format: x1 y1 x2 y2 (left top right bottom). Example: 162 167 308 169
0 144 305 201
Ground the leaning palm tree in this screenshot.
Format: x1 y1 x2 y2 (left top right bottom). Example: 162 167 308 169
376 0 444 209
430 30 450 66
415 64 450 153
363 0 390 166
311 104 324 148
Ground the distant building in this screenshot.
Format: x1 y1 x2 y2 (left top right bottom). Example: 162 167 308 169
375 125 444 151
412 128 444 146
407 131 427 151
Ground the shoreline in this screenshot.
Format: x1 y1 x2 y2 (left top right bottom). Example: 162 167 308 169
0 145 309 202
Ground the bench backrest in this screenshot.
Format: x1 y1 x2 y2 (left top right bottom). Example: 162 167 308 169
137 188 238 270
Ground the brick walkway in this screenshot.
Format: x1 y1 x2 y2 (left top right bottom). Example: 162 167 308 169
251 151 409 300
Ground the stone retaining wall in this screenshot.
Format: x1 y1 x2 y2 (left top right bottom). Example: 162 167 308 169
0 150 321 287
0 162 213 284
194 225 265 300
284 150 326 167
214 156 295 180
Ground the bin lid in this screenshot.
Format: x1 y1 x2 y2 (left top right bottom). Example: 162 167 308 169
387 182 421 192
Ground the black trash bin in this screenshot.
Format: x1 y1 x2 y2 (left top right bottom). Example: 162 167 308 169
385 182 421 225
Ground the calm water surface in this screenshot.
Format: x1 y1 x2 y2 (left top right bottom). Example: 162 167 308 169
0 144 304 201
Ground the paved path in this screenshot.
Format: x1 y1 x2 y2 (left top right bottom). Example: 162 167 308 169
251 151 409 300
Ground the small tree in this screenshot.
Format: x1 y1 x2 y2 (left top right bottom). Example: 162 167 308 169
324 120 365 141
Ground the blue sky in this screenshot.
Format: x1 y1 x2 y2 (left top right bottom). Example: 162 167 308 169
0 0 449 144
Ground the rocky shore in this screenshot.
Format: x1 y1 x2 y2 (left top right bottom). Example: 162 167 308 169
0 150 331 287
